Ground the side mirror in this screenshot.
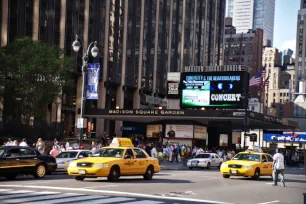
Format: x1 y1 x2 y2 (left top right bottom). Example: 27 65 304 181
4 153 11 158
124 155 132 159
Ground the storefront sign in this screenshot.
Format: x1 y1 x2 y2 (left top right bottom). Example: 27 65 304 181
180 72 248 108
120 126 136 131
194 126 207 139
264 133 306 143
165 125 193 139
108 109 185 115
183 65 247 72
146 125 162 137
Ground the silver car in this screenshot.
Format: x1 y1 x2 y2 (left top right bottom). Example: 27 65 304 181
187 153 223 169
55 150 92 171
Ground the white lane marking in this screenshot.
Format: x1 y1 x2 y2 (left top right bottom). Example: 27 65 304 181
3 193 81 204
122 200 164 204
23 182 53 185
257 201 280 204
22 195 106 204
0 191 59 200
84 185 118 189
76 197 135 204
0 185 233 204
0 190 34 194
0 189 13 192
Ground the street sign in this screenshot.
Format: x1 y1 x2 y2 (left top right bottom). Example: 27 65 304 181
245 133 257 142
77 118 87 128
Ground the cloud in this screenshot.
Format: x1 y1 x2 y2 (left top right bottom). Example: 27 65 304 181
280 39 296 53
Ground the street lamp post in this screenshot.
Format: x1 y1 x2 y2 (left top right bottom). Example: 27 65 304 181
54 101 61 136
72 35 99 146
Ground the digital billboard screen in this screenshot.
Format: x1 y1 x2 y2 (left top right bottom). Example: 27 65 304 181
180 72 248 108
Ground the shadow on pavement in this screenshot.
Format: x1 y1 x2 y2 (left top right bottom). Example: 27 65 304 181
0 174 70 182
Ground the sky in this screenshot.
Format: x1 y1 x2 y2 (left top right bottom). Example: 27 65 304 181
273 0 300 53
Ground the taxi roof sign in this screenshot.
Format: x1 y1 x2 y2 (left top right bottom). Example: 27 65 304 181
110 138 134 147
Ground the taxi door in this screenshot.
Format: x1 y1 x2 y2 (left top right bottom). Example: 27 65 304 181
122 149 136 175
132 148 147 174
261 155 270 175
0 148 20 174
265 154 274 175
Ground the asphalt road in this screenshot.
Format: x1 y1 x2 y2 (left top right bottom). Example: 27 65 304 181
0 169 305 204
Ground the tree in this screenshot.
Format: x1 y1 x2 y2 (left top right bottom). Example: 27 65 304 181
0 37 74 124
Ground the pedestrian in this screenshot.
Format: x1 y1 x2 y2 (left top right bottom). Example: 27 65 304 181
273 149 285 187
53 138 59 146
60 145 66 152
172 145 179 163
19 138 28 147
151 145 157 158
12 140 19 146
5 138 13 146
50 146 60 157
91 141 97 153
36 138 45 155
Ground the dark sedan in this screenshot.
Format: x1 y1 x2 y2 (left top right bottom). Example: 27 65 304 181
0 146 57 180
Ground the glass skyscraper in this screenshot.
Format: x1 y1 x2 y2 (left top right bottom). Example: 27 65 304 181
226 0 275 46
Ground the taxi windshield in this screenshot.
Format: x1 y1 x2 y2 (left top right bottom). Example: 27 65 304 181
232 153 260 162
92 148 124 158
56 152 78 158
0 148 4 157
195 154 211 158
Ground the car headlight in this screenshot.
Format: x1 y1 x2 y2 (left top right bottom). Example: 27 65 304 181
69 162 77 167
242 165 253 169
93 164 109 168
221 163 228 168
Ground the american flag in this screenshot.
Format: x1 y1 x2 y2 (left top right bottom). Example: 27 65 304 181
261 66 266 78
264 75 270 88
249 72 261 86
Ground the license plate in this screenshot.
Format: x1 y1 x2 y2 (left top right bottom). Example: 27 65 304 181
78 169 86 175
231 170 237 174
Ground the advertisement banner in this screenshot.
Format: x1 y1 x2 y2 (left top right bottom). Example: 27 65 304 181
264 133 306 143
146 125 162 137
194 126 207 139
219 134 228 147
86 63 100 100
165 125 193 139
167 72 180 99
180 72 248 108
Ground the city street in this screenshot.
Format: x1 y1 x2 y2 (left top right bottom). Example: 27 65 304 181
0 169 305 204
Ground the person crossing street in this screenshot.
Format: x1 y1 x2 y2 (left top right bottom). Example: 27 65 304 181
273 149 285 187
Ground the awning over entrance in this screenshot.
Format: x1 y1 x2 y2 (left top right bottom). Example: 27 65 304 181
85 109 298 130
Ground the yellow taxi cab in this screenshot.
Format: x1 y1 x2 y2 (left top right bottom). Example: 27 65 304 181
220 148 273 180
67 138 160 181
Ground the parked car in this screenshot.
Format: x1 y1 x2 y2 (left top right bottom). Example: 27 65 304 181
0 146 57 180
56 150 92 171
187 153 223 169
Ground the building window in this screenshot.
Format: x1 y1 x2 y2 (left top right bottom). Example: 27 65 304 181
280 99 282 103
280 93 282 97
273 93 275 97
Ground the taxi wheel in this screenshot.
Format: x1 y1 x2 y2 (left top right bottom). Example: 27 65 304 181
189 167 193 170
144 166 154 180
108 166 120 182
223 175 230 179
33 164 46 179
5 174 17 180
252 168 260 180
75 176 85 181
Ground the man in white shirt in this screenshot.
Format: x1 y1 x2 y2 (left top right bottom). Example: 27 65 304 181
5 138 13 146
273 149 285 187
19 138 28 147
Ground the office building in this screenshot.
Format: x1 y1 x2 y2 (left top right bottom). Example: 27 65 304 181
226 0 275 46
0 0 226 138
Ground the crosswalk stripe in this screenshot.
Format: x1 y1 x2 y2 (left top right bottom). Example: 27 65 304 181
0 190 35 195
26 195 109 204
2 193 83 204
0 189 13 192
76 197 135 204
0 191 59 200
121 200 165 204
